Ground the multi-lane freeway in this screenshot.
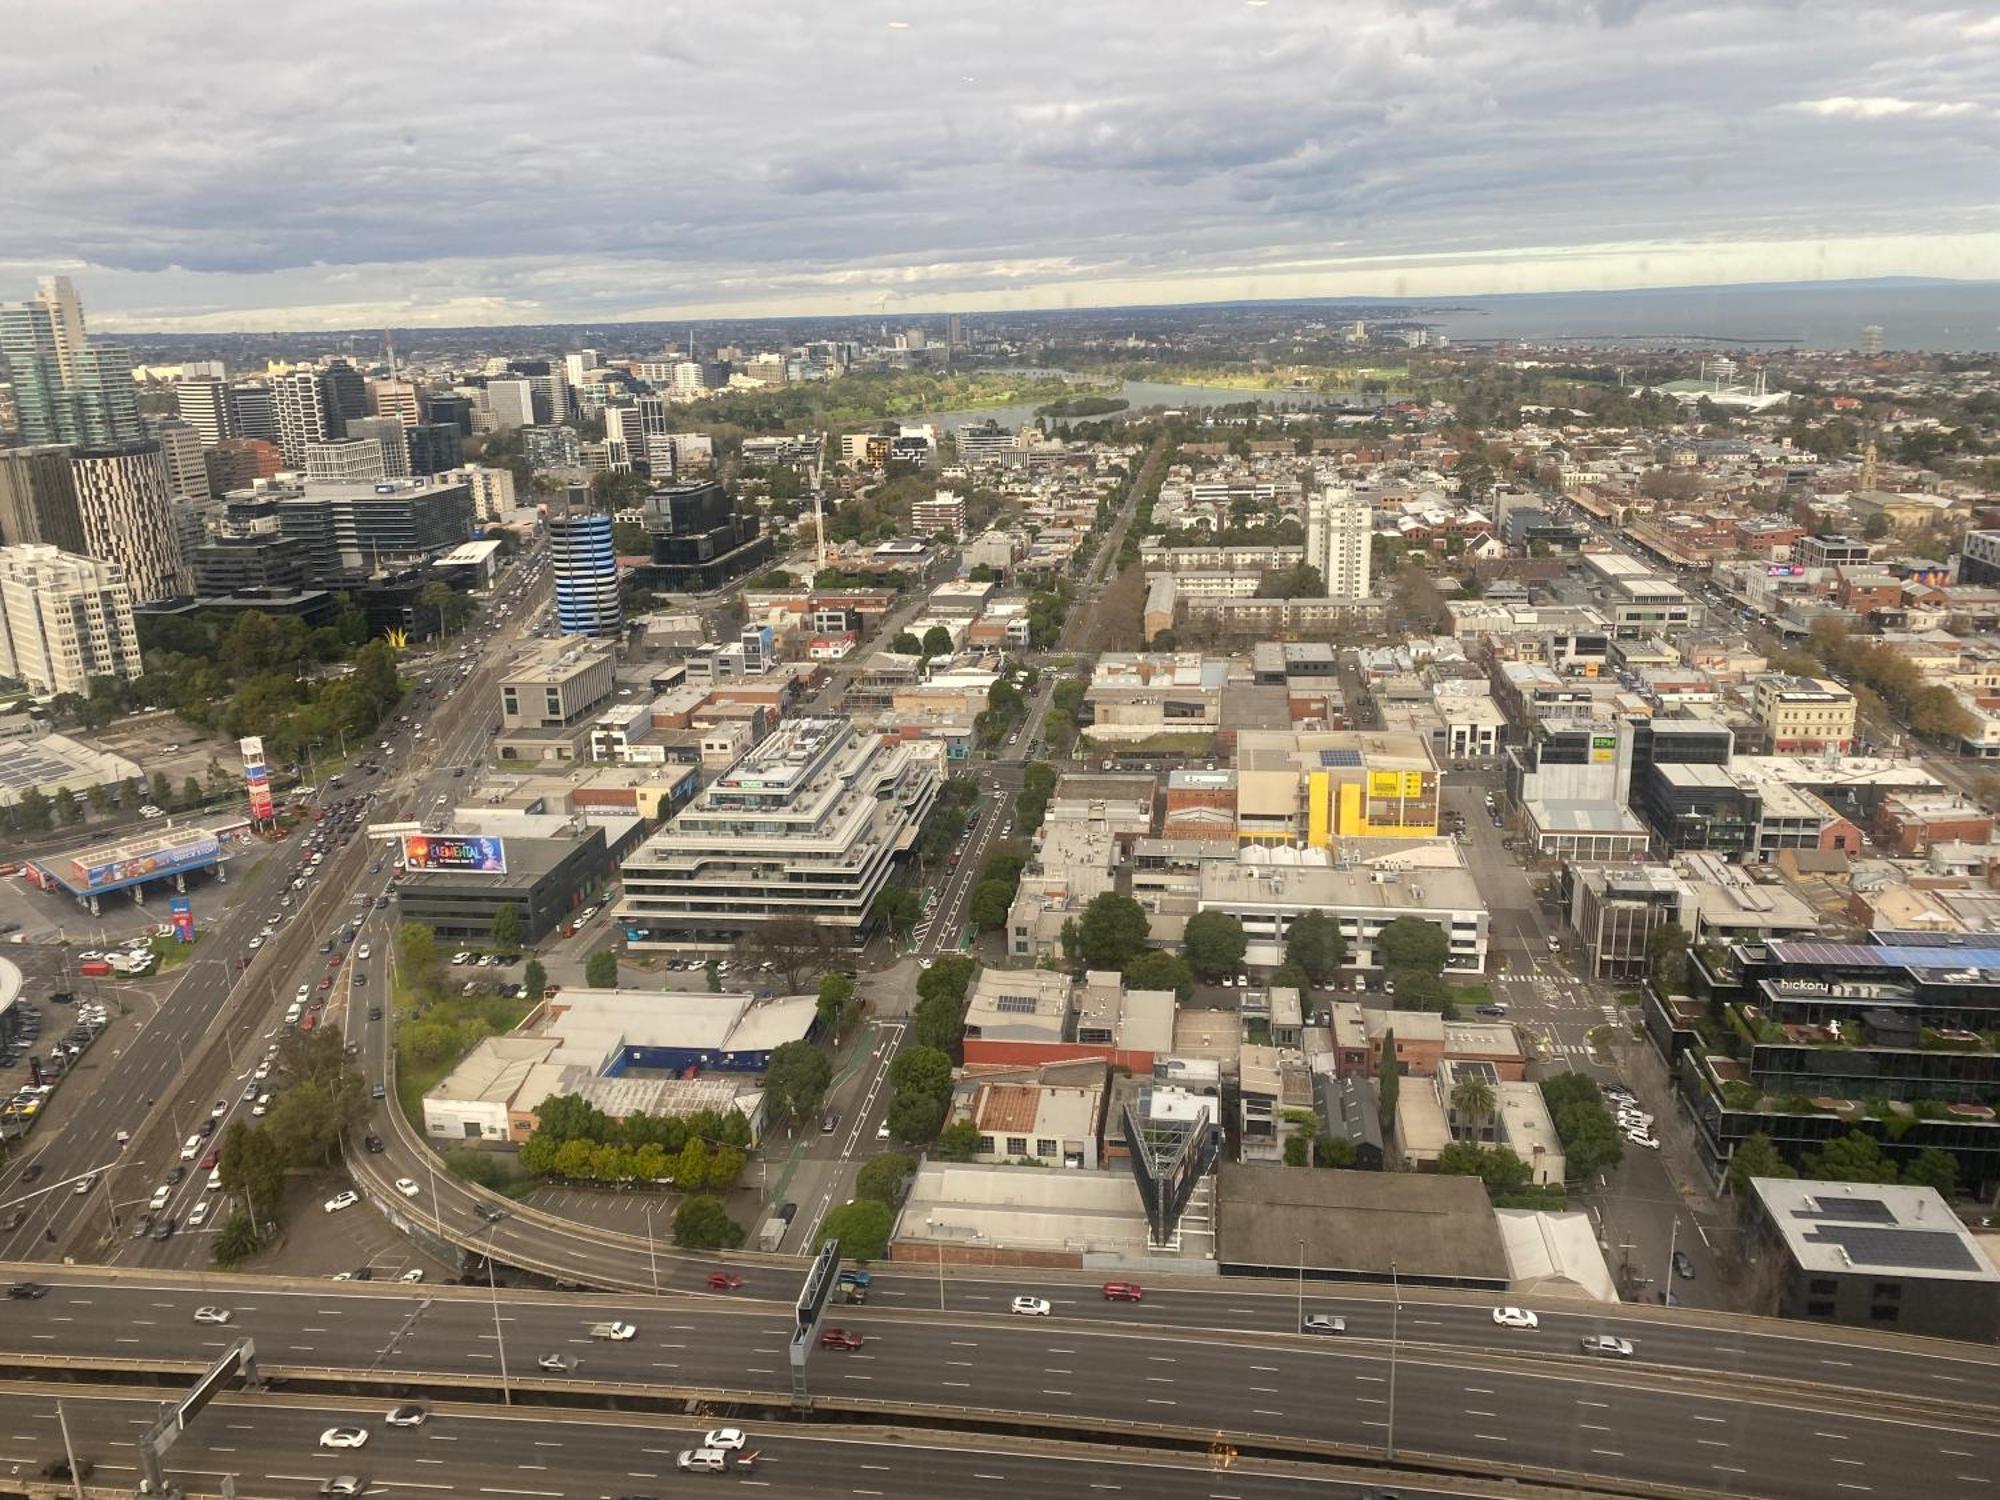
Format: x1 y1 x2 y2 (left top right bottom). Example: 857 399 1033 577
0 1269 1993 1500
0 1387 1484 1500
0 543 554 1273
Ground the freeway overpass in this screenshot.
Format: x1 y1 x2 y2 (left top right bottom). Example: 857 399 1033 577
0 1265 1992 1500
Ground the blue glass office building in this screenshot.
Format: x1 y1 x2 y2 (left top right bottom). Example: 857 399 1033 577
549 512 622 638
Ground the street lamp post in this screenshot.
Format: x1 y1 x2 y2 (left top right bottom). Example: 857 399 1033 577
1295 1237 1304 1332
645 1205 658 1294
1386 1259 1401 1463
486 1223 512 1405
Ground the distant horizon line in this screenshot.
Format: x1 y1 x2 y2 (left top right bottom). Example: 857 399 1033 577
89 274 2000 342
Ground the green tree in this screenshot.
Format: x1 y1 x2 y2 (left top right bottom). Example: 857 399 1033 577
1806 1131 1899 1184
969 879 1015 930
817 1198 895 1261
1378 1030 1399 1129
855 1151 914 1207
584 947 619 988
1283 1132 1313 1167
1283 910 1347 986
15 787 52 833
887 1087 946 1144
1389 969 1452 1014
1122 949 1194 1001
816 971 856 1032
1725 1131 1794 1196
672 1194 745 1250
1075 891 1150 969
763 1041 833 1125
1436 1141 1533 1194
916 955 976 1007
52 786 80 827
1376 916 1447 975
181 775 203 810
888 1045 953 1101
1182 911 1247 980
934 1118 982 1161
522 957 548 999
1450 1073 1497 1139
1904 1147 1960 1198
891 631 923 656
212 1212 266 1267
397 921 440 982
913 992 966 1053
920 625 954 658
263 1079 362 1167
1315 1135 1357 1169
218 1121 286 1224
1646 921 1693 994
489 904 524 951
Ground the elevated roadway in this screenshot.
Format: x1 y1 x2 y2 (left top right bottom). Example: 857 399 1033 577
0 1266 1993 1500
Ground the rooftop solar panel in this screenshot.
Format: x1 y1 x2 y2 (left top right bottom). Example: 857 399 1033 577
1317 748 1364 768
995 994 1038 1014
1803 1225 1983 1274
1793 1196 1896 1225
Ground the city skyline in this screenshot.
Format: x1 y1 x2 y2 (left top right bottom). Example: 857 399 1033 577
4 1 1997 331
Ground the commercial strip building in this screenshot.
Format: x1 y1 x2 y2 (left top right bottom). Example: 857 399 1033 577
421 988 816 1145
1747 1178 1999 1342
0 545 142 696
961 968 1175 1073
494 638 618 763
616 716 939 947
390 812 626 944
1751 673 1857 753
1196 850 1489 973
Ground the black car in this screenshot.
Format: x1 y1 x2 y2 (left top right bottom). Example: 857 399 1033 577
350 1266 373 1281
20 1164 42 1184
776 1201 798 1224
166 1164 186 1184
368 1006 383 1021
1 1210 25 1231
6 1283 47 1299
150 1217 176 1241
475 1204 506 1224
364 1135 385 1154
1672 1250 1696 1280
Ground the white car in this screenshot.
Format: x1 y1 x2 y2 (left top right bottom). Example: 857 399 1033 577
1581 1335 1635 1358
1626 1134 1661 1150
384 1405 427 1428
323 1191 360 1214
193 1306 231 1326
73 1173 95 1196
318 1427 369 1450
187 1199 212 1229
180 1135 202 1161
1011 1296 1052 1317
400 1269 425 1284
396 1178 420 1197
1492 1306 1539 1329
703 1428 747 1452
357 944 371 961
296 985 312 1002
451 952 473 966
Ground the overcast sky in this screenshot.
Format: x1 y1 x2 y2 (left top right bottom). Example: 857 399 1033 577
3 0 1996 331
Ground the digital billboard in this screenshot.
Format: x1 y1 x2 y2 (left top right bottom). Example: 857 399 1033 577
70 833 221 893
401 834 508 874
1591 733 1617 764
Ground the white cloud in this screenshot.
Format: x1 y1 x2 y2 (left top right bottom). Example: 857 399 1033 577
1789 96 1986 119
3 0 1996 327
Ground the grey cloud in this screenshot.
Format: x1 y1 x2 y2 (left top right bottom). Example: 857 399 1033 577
1 0 1993 325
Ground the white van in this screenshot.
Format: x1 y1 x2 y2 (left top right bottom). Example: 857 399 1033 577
179 1135 201 1161
148 1185 172 1212
676 1450 729 1473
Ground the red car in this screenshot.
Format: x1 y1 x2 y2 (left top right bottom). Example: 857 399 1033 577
1101 1282 1144 1302
327 953 343 967
818 1327 864 1350
706 1272 744 1290
318 976 333 990
199 1148 220 1170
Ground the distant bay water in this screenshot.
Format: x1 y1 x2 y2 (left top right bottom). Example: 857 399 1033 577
1421 281 2000 353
